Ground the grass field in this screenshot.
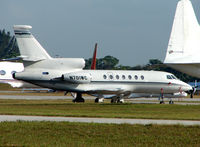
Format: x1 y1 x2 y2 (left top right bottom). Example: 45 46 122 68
1 86 200 146
0 121 200 147
0 99 200 120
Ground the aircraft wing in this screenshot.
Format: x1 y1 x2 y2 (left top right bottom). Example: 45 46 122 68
0 79 23 88
89 89 132 99
88 88 124 93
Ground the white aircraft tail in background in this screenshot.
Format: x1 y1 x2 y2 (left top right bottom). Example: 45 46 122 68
164 0 200 78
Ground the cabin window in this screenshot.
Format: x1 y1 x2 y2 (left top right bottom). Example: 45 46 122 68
0 70 6 75
128 75 132 80
116 75 119 80
103 75 107 79
109 75 113 80
134 75 138 80
141 75 144 80
167 75 172 79
122 75 126 80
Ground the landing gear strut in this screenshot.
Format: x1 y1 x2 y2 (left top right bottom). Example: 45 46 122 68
169 98 174 104
159 88 165 104
159 98 165 104
72 93 85 103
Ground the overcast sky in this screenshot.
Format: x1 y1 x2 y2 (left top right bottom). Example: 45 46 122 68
1 0 200 66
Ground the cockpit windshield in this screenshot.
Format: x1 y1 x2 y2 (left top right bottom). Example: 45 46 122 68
167 75 178 80
171 75 177 79
167 75 172 79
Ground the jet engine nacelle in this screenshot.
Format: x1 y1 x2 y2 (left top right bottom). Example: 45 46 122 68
13 71 41 81
62 72 91 84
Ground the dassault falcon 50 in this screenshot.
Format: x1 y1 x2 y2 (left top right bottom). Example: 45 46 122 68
12 25 192 103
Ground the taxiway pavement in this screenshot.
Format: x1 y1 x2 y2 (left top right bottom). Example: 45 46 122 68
0 95 94 100
0 95 200 105
0 115 200 126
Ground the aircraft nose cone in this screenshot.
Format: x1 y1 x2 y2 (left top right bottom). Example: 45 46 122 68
182 84 193 92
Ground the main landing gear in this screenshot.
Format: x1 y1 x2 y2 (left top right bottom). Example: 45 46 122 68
111 95 125 103
72 93 85 103
95 97 104 103
111 98 124 103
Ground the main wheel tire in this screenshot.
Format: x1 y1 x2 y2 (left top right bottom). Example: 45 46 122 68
95 98 99 103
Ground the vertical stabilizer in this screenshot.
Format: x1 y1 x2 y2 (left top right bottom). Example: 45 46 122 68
14 25 51 61
164 0 200 64
91 43 97 70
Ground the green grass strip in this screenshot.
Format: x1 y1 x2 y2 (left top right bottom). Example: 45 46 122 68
0 99 200 120
0 121 200 147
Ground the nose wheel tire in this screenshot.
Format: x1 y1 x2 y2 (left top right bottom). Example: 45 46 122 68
169 100 174 104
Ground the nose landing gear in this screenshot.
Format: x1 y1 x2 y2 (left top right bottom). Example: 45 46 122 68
159 88 165 104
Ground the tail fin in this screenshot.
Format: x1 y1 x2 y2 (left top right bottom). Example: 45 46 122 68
164 0 200 64
13 25 51 61
91 43 97 70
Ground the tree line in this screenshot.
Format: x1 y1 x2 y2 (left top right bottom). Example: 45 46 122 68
84 56 198 82
0 29 19 59
0 29 198 82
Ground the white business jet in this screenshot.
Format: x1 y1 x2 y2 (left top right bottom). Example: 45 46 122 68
164 0 200 78
90 44 188 102
12 25 192 103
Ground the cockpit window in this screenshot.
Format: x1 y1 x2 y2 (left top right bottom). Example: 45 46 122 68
103 75 107 79
167 75 172 79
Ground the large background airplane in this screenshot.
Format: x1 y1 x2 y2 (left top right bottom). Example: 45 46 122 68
12 25 192 103
164 0 200 78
